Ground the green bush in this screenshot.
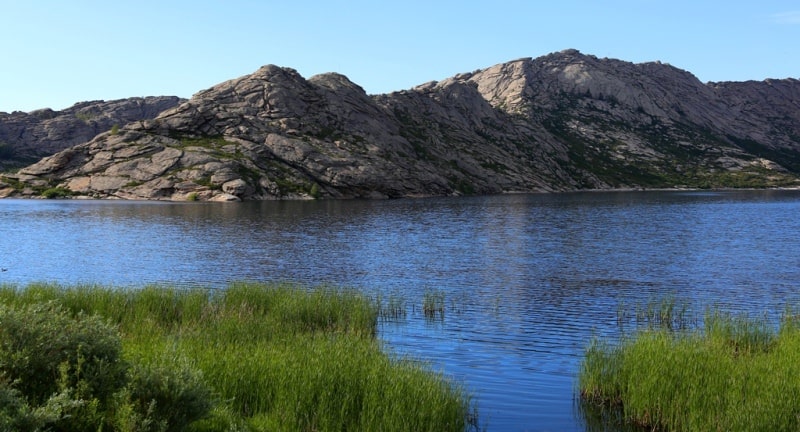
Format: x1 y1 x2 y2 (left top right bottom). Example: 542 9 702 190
125 355 214 432
0 382 48 431
40 187 73 199
0 301 215 431
0 302 123 431
309 182 321 199
0 302 125 406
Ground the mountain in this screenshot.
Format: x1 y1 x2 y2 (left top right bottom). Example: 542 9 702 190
0 96 184 171
2 49 799 201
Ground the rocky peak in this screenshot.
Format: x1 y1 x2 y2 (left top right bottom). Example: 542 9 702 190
467 58 537 114
145 64 393 144
464 49 800 153
308 72 366 93
468 50 719 123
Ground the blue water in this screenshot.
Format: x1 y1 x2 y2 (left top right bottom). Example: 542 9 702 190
2 190 800 431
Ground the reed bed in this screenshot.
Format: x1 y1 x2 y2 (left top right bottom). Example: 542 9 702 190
579 304 800 431
616 296 696 331
376 292 407 322
0 282 477 431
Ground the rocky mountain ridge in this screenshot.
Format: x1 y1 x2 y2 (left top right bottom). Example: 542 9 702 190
2 49 799 201
0 96 184 171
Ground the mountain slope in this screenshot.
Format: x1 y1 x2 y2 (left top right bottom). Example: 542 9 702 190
0 96 184 171
3 50 799 200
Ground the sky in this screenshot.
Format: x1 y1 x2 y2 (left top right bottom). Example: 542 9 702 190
1 0 798 113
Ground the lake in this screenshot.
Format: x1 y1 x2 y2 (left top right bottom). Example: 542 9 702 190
2 190 800 431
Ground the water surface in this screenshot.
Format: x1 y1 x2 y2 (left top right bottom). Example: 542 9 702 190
2 191 799 431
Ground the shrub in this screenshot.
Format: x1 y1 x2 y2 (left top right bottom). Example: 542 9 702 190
0 302 125 406
0 382 47 431
0 301 215 431
40 187 73 199
125 355 214 432
309 182 321 199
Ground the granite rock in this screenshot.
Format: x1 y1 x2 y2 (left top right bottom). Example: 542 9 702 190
3 50 799 200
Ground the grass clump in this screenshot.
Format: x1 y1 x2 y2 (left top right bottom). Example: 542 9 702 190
423 289 446 321
579 306 800 431
616 296 696 332
0 282 477 431
377 293 407 322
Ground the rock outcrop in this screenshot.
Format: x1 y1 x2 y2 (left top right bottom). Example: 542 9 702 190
3 50 799 201
0 97 184 171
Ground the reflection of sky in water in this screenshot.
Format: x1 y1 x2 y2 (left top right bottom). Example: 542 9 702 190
2 191 800 431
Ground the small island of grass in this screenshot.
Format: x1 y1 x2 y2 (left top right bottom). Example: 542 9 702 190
0 282 477 431
578 303 800 431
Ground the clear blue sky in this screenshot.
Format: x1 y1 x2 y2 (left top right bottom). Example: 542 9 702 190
1 0 798 113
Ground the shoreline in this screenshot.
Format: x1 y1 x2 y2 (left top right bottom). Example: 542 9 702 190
3 184 800 202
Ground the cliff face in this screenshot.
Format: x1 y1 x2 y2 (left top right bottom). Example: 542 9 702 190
3 50 799 201
0 96 184 171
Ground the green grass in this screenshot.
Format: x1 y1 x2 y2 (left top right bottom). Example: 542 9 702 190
579 306 800 431
0 282 477 431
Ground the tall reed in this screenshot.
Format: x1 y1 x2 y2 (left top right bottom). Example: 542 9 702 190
423 289 446 320
579 306 800 431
